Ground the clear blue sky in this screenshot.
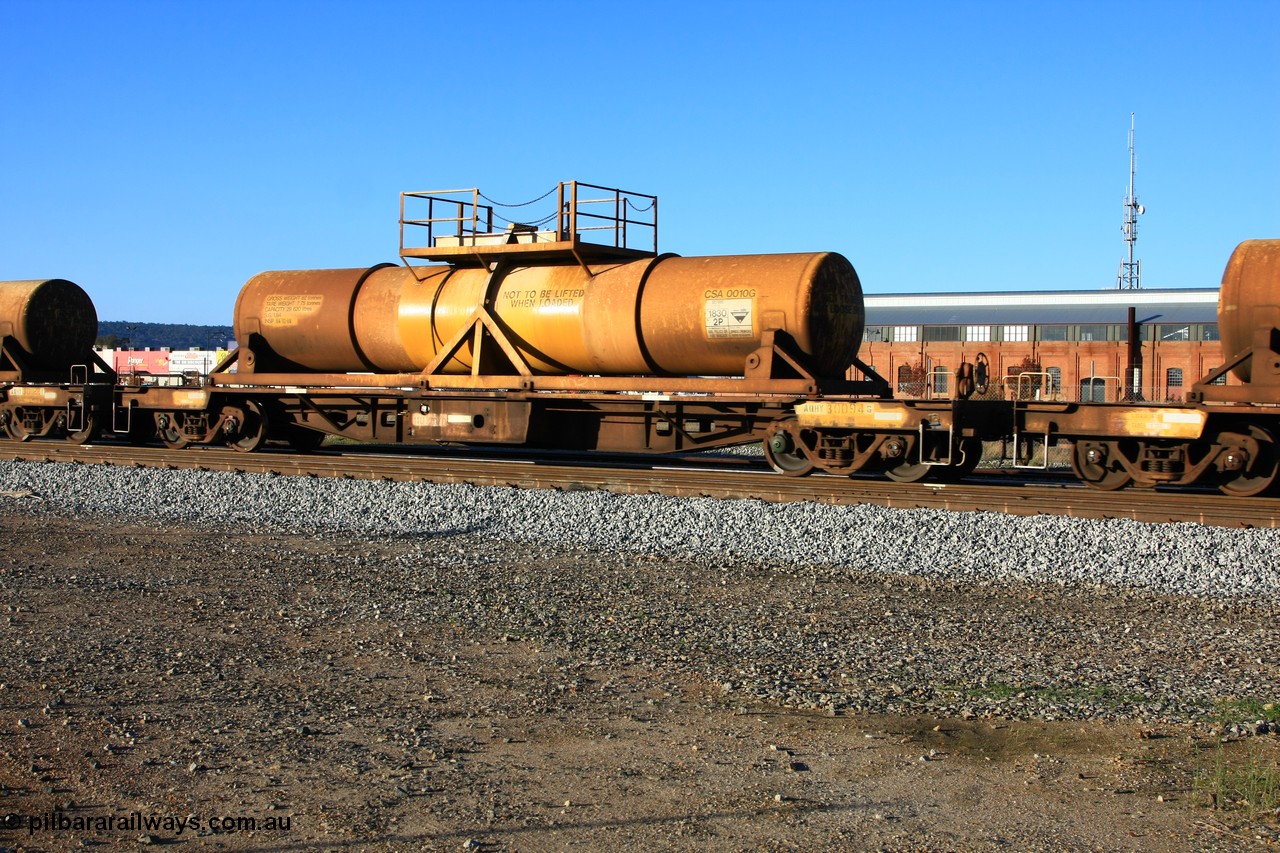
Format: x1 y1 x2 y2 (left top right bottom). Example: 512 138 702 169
2 0 1276 323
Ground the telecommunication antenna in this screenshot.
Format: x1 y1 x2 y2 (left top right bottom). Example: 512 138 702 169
1116 113 1145 289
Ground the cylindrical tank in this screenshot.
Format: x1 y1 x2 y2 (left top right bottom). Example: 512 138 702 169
1218 239 1280 382
233 252 864 377
0 279 98 370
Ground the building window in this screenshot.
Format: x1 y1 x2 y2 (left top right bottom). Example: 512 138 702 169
1078 324 1108 342
863 326 888 343
1162 325 1191 341
923 325 962 342
1080 377 1108 402
1002 325 1029 342
1039 325 1069 342
1045 367 1062 396
1210 369 1228 386
897 364 925 396
966 325 991 342
931 366 949 396
1202 324 1220 341
1166 367 1184 402
893 326 918 343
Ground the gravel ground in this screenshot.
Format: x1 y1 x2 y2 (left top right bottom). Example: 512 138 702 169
3 457 1280 850
2 457 1279 602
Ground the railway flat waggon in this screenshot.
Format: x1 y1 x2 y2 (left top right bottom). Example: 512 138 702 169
1 183 1277 496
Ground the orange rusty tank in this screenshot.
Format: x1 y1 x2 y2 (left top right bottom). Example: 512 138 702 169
233 252 863 378
1218 240 1280 382
0 279 98 370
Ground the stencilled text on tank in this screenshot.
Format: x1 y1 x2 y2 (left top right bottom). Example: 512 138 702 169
704 294 755 339
262 294 325 327
500 288 586 310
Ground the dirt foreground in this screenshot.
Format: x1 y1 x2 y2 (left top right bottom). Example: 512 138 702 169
1 508 1277 852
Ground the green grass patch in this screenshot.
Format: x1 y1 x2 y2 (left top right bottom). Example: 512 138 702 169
1195 740 1280 817
1213 697 1280 727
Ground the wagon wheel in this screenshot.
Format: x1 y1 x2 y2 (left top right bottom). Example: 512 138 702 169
1070 440 1132 491
155 412 191 450
883 458 932 484
125 414 155 445
1219 425 1280 498
881 433 932 484
5 407 35 442
285 425 326 453
65 410 100 445
763 419 815 476
933 438 984 482
223 399 269 453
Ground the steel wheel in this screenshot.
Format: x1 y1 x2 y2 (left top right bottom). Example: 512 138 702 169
933 438 983 482
155 412 190 450
884 459 932 483
224 399 268 453
6 407 34 442
1070 441 1132 491
65 410 99 445
126 415 155 445
763 420 815 476
1219 425 1280 498
286 425 326 452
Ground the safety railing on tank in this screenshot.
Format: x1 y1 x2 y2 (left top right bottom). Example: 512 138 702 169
399 181 658 257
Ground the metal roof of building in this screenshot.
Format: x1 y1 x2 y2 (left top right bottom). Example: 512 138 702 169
863 288 1220 326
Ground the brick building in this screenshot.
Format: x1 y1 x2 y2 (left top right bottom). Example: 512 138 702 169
855 288 1228 402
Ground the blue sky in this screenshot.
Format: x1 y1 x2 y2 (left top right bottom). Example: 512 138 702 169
1 0 1276 323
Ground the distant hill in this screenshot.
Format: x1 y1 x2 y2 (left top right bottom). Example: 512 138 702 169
96 321 235 351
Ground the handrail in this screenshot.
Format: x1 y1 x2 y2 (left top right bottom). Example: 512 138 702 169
400 181 658 257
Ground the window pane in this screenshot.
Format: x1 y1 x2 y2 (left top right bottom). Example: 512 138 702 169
1039 325 1069 341
965 325 991 342
897 364 924 395
1045 366 1062 394
923 325 962 342
931 367 949 394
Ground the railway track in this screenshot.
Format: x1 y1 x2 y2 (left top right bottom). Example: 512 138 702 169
1 440 1276 530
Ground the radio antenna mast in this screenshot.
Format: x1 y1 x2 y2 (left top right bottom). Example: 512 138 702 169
1116 113 1144 289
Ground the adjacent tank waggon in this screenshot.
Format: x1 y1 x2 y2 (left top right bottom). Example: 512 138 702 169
1018 239 1280 496
0 278 113 442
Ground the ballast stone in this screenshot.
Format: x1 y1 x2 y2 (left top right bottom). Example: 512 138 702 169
1 458 1280 601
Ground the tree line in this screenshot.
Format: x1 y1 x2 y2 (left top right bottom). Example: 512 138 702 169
95 321 234 351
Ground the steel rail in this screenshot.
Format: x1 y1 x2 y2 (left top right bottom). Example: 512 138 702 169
0 442 1275 530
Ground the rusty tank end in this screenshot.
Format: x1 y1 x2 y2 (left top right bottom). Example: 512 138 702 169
233 252 864 378
1218 239 1280 382
0 279 98 370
